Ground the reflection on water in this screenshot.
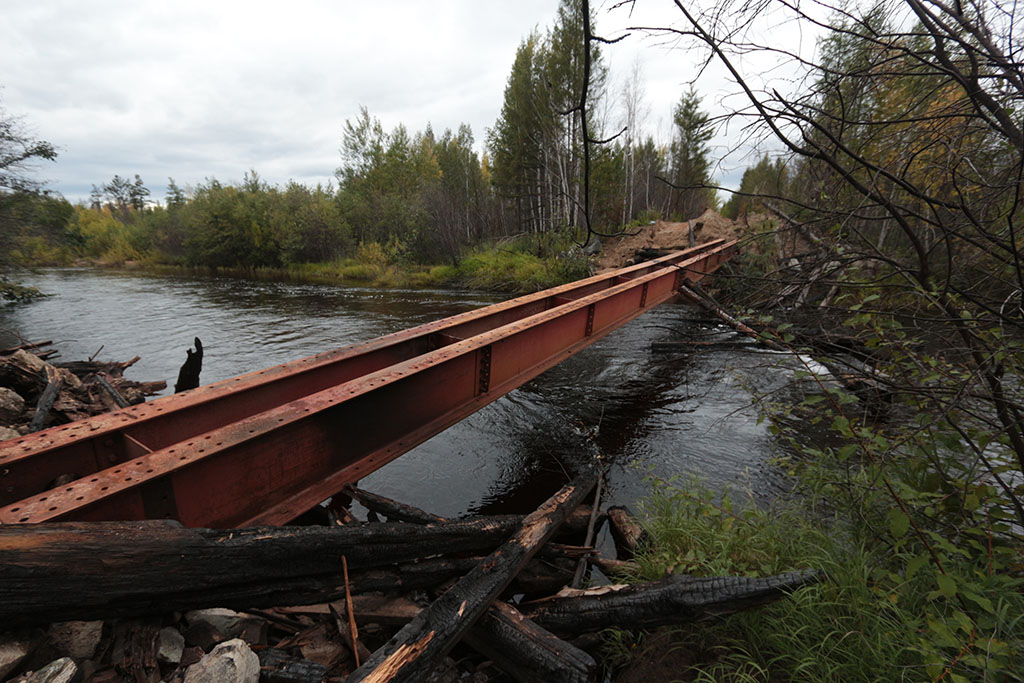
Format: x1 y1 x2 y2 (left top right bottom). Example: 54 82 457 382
0 268 795 517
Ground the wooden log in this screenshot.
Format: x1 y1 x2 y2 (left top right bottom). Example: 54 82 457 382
347 467 599 683
651 340 756 352
174 337 203 393
278 595 423 627
677 282 788 352
258 648 329 683
346 486 447 525
522 570 822 635
27 368 64 432
606 506 648 559
463 601 597 683
571 475 603 588
93 372 130 409
0 339 52 355
54 356 139 379
0 517 525 626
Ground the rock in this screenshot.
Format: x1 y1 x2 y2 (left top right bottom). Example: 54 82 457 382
183 639 259 683
0 634 36 679
183 608 265 648
0 425 20 442
11 657 77 683
184 608 243 637
46 620 103 660
156 626 185 665
180 645 204 668
0 387 26 423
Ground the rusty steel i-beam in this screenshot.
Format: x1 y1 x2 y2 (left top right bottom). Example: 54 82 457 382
0 240 737 527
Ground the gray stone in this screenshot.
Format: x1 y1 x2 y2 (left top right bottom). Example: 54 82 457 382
183 639 259 683
184 608 243 637
0 387 25 423
46 620 103 660
156 626 185 665
12 657 77 683
0 425 20 442
183 608 265 647
0 635 35 680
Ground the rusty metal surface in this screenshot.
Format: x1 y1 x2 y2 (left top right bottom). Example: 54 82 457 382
0 241 736 526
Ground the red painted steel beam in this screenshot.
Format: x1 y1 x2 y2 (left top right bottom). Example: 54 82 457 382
0 241 735 526
0 241 725 509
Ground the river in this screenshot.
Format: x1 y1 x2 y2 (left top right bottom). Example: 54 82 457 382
0 268 794 518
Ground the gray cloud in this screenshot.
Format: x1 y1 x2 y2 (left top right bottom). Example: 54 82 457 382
2 1 793 203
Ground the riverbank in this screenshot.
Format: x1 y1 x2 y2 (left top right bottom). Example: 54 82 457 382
7 214 747 297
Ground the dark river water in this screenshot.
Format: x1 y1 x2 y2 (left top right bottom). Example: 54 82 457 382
0 268 795 518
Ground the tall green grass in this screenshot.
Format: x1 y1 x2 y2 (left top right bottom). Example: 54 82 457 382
605 475 1023 682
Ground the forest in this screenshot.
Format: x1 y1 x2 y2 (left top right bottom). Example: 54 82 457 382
3 0 1024 679
0 0 715 293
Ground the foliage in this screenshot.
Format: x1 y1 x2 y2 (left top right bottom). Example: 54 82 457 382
721 155 789 220
608 464 1024 681
488 0 612 235
668 88 716 220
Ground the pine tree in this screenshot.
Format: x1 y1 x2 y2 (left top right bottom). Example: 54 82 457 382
669 88 714 220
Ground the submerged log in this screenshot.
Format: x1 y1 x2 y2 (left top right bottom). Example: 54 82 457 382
0 517 527 626
348 467 599 683
346 486 447 525
464 601 597 683
523 570 822 635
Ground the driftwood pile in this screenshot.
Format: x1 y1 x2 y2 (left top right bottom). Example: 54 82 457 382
0 471 821 682
0 340 165 438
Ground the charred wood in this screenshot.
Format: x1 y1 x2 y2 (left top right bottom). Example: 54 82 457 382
0 517 526 626
347 467 599 683
523 570 823 635
345 486 447 525
464 601 597 683
606 506 648 559
174 337 203 393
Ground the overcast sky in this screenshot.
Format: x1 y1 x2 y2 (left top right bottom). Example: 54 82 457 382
1 1 813 204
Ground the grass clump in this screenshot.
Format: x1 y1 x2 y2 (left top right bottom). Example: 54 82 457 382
604 474 1023 682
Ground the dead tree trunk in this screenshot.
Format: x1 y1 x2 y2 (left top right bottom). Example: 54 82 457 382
347 467 599 683
606 506 647 559
523 570 822 635
346 486 447 525
0 517 526 626
463 601 597 683
174 337 203 393
28 367 63 432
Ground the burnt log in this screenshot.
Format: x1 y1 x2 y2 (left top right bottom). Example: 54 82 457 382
346 486 447 525
27 368 63 432
0 517 527 626
464 601 597 683
0 340 52 355
522 570 823 635
174 337 203 393
606 506 648 559
347 467 599 683
54 356 139 379
259 648 329 683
